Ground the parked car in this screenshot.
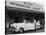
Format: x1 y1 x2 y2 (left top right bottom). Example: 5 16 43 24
10 21 40 33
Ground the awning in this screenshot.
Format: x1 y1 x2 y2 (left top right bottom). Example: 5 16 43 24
6 1 44 13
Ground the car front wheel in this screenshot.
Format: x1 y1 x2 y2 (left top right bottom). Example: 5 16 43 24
19 28 24 33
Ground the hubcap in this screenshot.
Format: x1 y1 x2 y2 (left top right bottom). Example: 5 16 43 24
19 29 23 33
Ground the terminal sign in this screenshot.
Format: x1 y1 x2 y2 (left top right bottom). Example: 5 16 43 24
10 2 32 8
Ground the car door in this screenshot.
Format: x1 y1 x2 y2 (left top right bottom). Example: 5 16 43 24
29 23 35 30
24 22 35 30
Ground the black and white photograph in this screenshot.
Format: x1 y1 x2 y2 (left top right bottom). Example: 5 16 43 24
5 0 45 34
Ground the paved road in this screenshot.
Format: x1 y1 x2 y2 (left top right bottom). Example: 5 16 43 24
5 28 44 34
